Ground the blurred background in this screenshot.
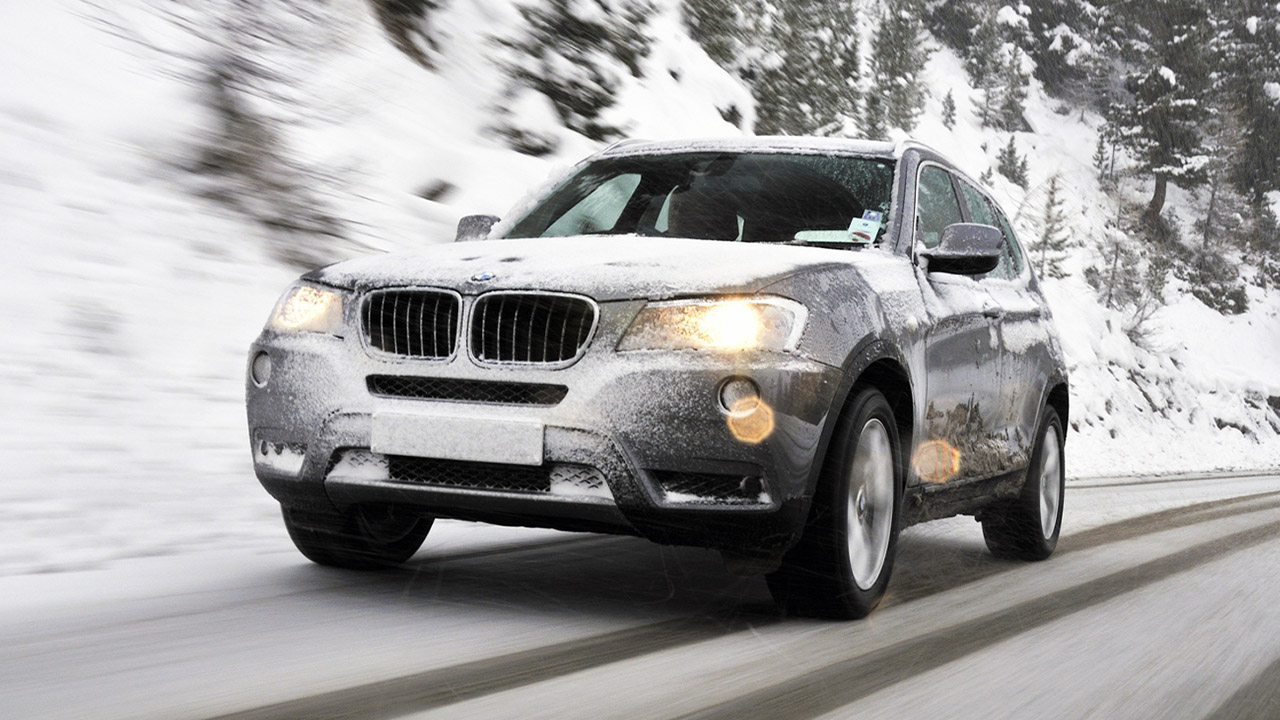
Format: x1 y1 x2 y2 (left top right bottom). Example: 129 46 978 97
1 0 1277 576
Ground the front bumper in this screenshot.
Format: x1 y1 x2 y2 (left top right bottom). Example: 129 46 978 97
246 300 841 554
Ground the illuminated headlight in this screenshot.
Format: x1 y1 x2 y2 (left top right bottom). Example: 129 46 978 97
268 284 344 335
617 297 806 352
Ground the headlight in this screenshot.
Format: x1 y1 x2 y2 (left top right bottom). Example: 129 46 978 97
268 284 344 335
617 297 806 352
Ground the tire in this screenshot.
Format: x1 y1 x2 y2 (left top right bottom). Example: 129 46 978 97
981 406 1065 561
767 388 903 619
281 504 432 570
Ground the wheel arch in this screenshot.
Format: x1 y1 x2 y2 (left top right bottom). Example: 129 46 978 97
1044 380 1070 443
803 340 915 501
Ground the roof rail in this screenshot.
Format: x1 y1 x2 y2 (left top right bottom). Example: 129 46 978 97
601 138 649 153
892 138 946 158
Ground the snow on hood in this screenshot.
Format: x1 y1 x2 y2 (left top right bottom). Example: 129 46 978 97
305 236 870 301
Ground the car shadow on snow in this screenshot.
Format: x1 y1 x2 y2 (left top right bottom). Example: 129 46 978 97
280 520 1020 623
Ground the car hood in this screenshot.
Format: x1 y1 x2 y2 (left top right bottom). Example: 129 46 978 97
305 236 873 301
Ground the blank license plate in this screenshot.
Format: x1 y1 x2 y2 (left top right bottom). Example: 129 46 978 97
370 412 544 466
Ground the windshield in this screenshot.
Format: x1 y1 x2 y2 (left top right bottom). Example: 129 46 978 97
503 152 896 247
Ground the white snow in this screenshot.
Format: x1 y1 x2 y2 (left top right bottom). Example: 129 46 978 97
996 5 1028 28
1 0 1277 579
1159 66 1178 87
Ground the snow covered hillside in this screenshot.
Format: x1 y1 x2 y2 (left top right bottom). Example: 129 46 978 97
0 0 1276 576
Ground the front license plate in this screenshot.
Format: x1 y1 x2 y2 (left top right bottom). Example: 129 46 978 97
370 412 544 466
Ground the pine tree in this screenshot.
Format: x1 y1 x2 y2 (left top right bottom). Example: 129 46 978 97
863 91 887 140
753 0 861 135
942 89 956 129
966 2 1003 126
1020 0 1097 98
997 136 1028 188
682 0 753 68
965 3 1002 89
867 0 931 134
1092 135 1107 175
1031 175 1070 278
1218 0 1280 208
497 0 655 147
996 46 1030 130
1106 0 1213 224
367 0 443 69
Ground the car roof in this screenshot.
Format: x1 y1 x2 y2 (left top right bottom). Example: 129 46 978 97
594 136 904 160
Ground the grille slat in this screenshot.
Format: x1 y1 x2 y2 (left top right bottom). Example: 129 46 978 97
363 290 460 359
367 375 568 405
471 293 595 365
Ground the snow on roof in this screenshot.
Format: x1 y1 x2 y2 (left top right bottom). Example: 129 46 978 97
595 136 899 160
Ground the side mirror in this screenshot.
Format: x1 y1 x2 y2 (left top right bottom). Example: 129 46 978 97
456 214 499 242
918 223 1003 275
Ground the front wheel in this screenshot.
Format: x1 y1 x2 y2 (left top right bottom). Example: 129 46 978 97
767 388 903 619
981 406 1065 560
282 504 432 570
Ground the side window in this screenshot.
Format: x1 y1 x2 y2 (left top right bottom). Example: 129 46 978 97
915 166 964 248
544 173 642 237
958 180 1013 279
988 203 1025 280
958 182 996 226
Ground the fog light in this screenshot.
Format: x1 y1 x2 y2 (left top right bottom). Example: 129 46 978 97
250 351 272 386
719 377 760 415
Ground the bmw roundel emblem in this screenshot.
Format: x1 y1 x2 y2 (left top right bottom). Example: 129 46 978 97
471 271 496 282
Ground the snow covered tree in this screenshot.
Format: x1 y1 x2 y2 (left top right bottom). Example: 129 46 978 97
685 0 860 135
1019 0 1097 98
682 0 761 70
925 0 982 50
1217 0 1280 208
89 0 370 266
942 90 957 129
1092 135 1107 175
1030 175 1070 278
964 2 1003 91
1106 0 1213 224
753 0 861 135
366 0 443 69
996 46 1031 130
867 0 931 134
862 91 888 140
997 136 1028 188
961 3 1030 130
497 0 655 148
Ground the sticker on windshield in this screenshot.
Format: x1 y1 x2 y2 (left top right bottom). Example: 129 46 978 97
847 213 883 244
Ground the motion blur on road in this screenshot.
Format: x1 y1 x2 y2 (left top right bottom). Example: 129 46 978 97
4 472 1280 720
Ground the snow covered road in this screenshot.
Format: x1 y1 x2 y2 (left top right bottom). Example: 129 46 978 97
4 473 1279 720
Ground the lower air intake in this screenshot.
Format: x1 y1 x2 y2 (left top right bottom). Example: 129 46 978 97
650 470 769 503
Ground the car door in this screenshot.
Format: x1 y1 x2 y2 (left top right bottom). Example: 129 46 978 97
972 196 1053 471
913 164 1005 485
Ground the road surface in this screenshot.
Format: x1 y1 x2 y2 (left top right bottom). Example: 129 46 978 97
4 472 1279 719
